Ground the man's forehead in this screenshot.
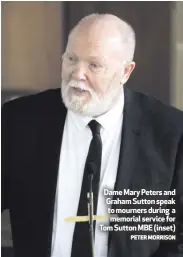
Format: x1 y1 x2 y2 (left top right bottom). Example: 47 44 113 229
70 21 121 42
67 26 123 58
67 36 103 52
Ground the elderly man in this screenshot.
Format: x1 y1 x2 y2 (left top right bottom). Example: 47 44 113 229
2 13 183 257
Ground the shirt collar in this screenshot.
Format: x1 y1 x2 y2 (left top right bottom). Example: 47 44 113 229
68 89 124 132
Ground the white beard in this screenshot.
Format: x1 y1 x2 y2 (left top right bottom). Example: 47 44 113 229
61 79 122 117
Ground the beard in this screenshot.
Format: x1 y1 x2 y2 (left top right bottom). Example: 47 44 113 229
61 79 122 117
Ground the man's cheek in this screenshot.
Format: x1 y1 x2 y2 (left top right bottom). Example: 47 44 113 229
61 66 71 80
97 82 108 95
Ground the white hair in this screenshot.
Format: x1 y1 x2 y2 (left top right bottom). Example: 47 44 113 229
69 13 136 62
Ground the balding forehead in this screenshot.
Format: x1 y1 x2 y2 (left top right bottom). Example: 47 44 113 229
70 15 124 39
67 13 136 62
69 20 122 46
66 29 123 65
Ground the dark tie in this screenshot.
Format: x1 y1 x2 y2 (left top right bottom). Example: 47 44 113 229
71 120 102 257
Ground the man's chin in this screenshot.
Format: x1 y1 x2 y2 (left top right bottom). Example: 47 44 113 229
62 92 102 117
62 97 87 114
64 101 96 117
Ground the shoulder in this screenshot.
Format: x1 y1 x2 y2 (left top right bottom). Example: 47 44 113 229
126 88 183 135
2 88 64 119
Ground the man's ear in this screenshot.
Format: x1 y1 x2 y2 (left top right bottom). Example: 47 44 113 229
121 62 136 84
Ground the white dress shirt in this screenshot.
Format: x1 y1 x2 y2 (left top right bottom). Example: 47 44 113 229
51 91 124 257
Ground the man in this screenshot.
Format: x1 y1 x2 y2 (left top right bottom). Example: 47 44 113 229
2 13 183 257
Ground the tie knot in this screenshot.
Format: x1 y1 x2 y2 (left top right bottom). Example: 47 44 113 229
88 120 101 136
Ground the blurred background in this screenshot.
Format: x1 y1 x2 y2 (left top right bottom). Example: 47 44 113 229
1 1 183 256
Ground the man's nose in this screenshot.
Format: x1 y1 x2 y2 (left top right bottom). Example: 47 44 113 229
72 63 87 81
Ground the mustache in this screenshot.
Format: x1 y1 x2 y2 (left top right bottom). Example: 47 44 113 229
68 80 90 92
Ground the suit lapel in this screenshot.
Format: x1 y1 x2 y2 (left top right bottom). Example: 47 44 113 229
108 88 172 257
115 87 143 191
33 90 67 257
107 87 142 257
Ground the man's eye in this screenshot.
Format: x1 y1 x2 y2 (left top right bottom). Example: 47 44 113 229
90 63 100 69
68 56 75 61
65 54 77 64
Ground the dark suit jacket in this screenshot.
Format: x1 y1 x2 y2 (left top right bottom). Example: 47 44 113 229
2 87 183 257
